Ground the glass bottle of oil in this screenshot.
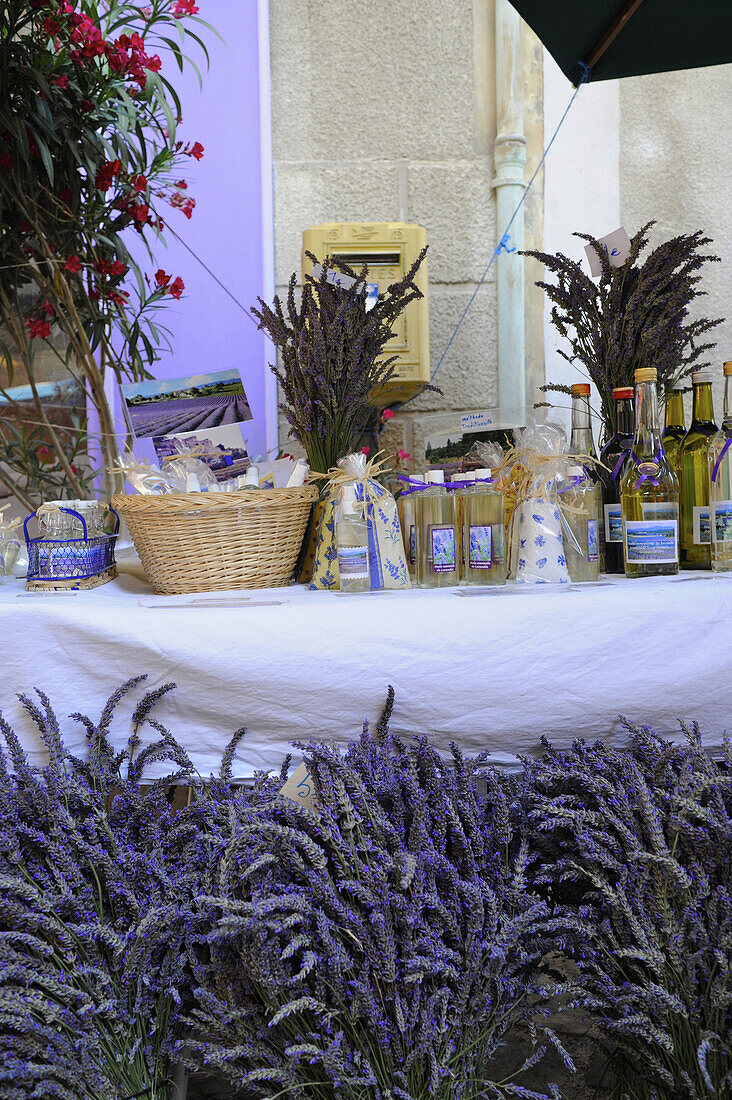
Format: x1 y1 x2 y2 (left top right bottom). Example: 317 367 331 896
567 382 604 570
662 384 686 479
398 472 425 582
709 361 732 573
336 484 370 592
416 469 458 588
459 468 506 586
680 369 717 569
599 386 634 573
620 367 679 577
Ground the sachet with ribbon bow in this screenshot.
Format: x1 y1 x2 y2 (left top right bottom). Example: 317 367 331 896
494 423 603 584
308 451 410 590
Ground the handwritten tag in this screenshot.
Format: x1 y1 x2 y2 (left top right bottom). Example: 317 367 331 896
461 410 494 434
585 227 631 277
280 761 319 813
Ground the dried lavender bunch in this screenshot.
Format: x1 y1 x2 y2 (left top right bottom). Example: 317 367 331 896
253 250 427 473
523 724 732 1099
185 705 572 1100
524 223 723 435
0 675 254 1100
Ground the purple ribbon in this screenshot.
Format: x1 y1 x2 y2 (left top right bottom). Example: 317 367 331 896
612 439 633 482
632 449 662 491
712 435 732 484
557 474 584 494
397 472 497 495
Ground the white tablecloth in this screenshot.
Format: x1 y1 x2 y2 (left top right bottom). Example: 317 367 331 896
0 570 729 777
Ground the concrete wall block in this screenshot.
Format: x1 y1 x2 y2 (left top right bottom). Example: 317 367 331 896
410 283 498 412
269 0 478 162
274 163 401 285
407 159 496 284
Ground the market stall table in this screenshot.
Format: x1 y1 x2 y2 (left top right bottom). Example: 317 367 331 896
0 569 729 777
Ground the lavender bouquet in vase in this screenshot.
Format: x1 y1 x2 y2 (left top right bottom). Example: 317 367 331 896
524 222 723 442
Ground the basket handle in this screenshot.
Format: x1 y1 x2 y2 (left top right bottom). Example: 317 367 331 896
24 505 89 541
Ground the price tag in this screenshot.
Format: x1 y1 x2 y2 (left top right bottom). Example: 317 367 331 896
280 761 319 813
585 227 632 277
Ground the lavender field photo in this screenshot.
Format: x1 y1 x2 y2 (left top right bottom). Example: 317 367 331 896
121 370 253 439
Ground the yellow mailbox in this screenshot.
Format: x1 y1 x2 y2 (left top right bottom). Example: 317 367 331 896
301 222 430 406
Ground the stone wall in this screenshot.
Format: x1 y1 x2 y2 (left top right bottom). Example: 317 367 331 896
619 64 732 419
269 0 544 468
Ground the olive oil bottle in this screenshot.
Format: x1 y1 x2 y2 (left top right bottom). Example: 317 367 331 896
662 384 686 479
680 369 717 569
458 469 506 585
397 473 425 581
620 367 679 578
709 361 732 573
599 386 634 573
416 470 458 588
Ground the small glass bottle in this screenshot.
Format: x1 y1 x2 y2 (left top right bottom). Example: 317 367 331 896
416 470 458 588
560 466 601 583
709 361 732 573
568 382 604 570
336 484 370 592
599 386 634 574
680 368 717 569
397 472 425 582
662 384 686 480
620 367 679 578
459 468 506 586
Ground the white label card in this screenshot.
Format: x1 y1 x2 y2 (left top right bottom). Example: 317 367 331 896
280 761 320 813
585 227 632 277
692 505 711 545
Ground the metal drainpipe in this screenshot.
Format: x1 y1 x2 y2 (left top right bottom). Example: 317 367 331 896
493 0 526 421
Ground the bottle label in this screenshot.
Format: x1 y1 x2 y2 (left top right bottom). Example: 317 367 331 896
604 504 622 543
468 524 492 569
624 519 678 564
337 546 369 579
493 524 506 564
409 524 416 566
587 519 599 563
430 525 457 574
713 501 732 543
692 506 711 545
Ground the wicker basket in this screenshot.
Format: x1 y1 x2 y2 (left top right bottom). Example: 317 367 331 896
112 486 318 594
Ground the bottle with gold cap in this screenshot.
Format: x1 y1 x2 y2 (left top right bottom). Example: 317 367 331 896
679 368 717 569
662 383 686 479
620 366 679 577
709 361 732 573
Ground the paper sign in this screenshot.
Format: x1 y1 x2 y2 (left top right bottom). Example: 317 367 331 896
460 410 495 434
585 227 632 277
280 761 320 813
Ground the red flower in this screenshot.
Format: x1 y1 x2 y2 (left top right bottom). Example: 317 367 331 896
187 141 204 160
81 98 93 112
174 179 187 189
108 289 130 306
132 174 148 193
145 54 161 73
95 158 121 190
0 152 11 170
43 16 61 36
381 408 395 420
25 318 51 339
64 254 82 273
40 300 54 317
52 75 69 88
397 449 411 462
173 0 199 16
107 260 127 276
167 276 184 299
360 446 370 456
154 268 170 288
129 202 149 225
37 446 52 462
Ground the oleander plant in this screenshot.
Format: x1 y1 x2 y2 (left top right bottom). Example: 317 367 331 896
0 0 212 507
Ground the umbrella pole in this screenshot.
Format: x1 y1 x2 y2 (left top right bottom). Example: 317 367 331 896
583 0 646 73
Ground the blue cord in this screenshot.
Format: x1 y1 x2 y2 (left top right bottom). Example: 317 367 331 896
426 66 591 388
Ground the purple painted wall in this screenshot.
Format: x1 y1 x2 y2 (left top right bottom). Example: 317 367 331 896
119 1 273 465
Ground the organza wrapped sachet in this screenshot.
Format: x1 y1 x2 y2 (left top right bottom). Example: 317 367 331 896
310 452 410 590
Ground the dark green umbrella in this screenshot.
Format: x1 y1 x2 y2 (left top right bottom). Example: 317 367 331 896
509 0 732 85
